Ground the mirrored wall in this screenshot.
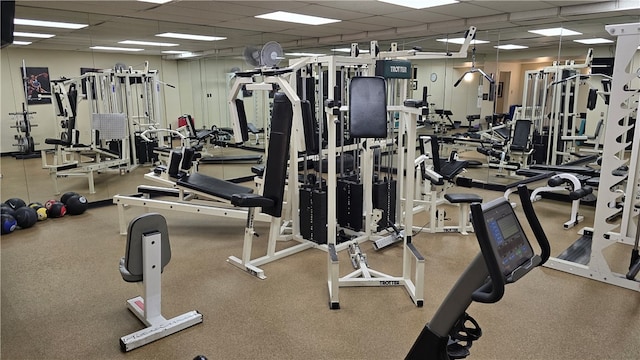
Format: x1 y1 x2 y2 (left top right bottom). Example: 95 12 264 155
2 10 638 205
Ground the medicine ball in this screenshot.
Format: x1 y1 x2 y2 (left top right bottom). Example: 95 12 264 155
15 207 37 229
36 207 48 221
47 202 67 218
60 192 79 205
66 195 88 215
1 204 17 218
28 202 44 210
5 198 26 210
1 214 17 234
44 199 58 210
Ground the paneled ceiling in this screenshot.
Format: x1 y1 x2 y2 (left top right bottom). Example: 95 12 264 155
10 0 640 61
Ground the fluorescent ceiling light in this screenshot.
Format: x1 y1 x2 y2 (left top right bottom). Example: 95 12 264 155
175 52 199 58
573 38 613 44
119 40 178 47
528 27 582 36
138 0 172 4
255 11 340 25
90 46 144 52
13 41 32 45
162 50 192 54
437 38 489 45
14 18 87 29
331 47 370 53
494 44 528 50
285 52 325 57
378 0 458 9
13 31 55 38
156 32 225 41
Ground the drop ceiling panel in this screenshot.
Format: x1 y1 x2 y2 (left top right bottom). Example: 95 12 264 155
9 0 640 59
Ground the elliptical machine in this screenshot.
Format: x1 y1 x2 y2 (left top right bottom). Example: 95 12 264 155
406 185 551 359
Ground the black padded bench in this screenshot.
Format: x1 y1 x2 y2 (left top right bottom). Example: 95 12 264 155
176 172 253 201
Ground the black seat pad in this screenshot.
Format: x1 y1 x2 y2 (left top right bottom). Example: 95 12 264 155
439 159 468 180
45 138 71 146
177 173 252 201
445 193 483 204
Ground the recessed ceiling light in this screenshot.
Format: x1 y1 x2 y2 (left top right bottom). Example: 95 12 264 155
119 40 178 47
528 27 582 36
13 41 32 45
138 0 172 4
573 38 614 44
437 38 489 45
14 18 88 29
156 32 226 41
331 48 370 53
378 0 458 9
285 52 325 57
90 46 144 52
13 31 55 38
255 11 340 25
494 44 529 50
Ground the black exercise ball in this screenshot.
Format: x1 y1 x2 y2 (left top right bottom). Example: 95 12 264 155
47 202 67 218
60 192 79 205
1 214 17 234
15 207 37 229
5 198 26 210
1 204 17 218
66 195 88 215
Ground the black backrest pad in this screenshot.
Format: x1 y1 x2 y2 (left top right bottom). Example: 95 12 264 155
301 99 319 155
234 99 250 142
511 119 532 150
125 213 171 276
429 135 442 174
68 84 78 118
349 76 388 139
262 92 293 217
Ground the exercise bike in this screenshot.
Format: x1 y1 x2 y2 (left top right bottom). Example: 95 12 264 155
406 185 550 359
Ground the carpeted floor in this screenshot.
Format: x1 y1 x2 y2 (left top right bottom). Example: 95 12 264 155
2 155 640 360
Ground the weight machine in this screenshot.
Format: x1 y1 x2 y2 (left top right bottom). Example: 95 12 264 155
413 135 481 235
542 22 640 291
318 26 477 309
41 62 167 194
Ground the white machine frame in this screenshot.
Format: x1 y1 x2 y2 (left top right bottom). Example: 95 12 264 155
543 22 640 291
321 27 476 308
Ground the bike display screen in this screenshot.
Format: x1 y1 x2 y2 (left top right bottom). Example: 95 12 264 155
482 201 534 276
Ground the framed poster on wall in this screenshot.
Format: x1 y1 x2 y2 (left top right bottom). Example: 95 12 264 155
21 66 51 105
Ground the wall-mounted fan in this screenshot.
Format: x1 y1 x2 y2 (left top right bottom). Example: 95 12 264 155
243 41 284 67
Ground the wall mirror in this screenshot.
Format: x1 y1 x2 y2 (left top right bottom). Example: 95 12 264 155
1 1 638 206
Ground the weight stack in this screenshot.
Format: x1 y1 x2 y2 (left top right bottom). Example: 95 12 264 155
135 135 159 164
372 179 397 232
299 185 327 244
337 179 363 232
